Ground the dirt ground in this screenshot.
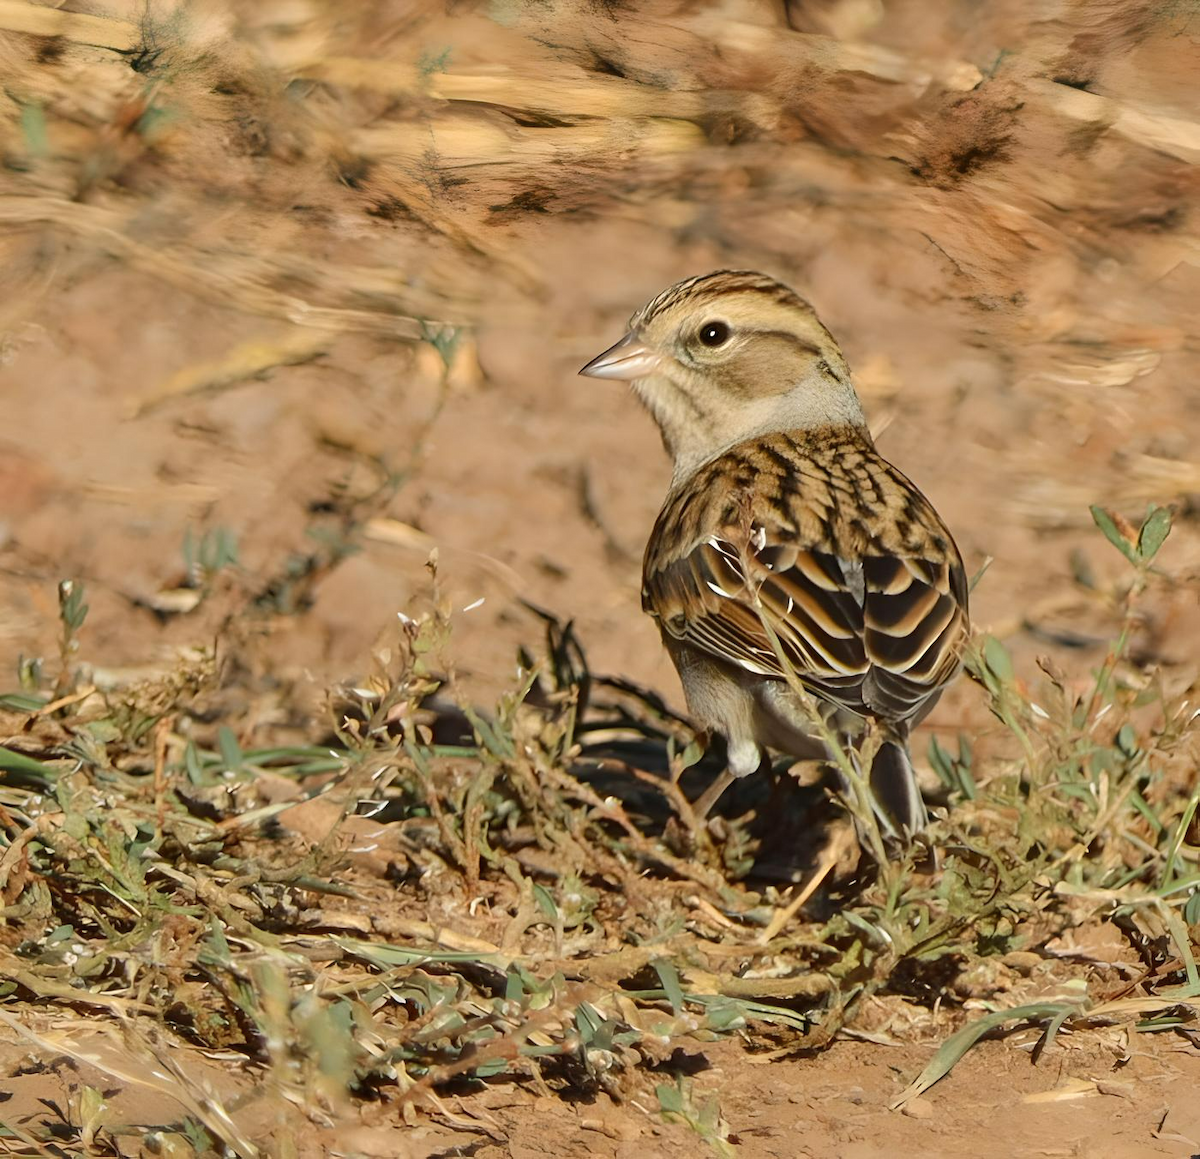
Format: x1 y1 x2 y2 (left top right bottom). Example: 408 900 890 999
7 1031 1200 1157
2 0 1200 1156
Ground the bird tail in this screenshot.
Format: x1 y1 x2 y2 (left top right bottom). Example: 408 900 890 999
868 736 928 840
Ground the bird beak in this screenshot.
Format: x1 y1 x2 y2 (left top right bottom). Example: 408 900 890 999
578 332 661 381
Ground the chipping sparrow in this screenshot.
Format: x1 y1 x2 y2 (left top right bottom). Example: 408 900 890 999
580 270 969 841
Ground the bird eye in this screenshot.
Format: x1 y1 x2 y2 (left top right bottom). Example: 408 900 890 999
698 321 730 348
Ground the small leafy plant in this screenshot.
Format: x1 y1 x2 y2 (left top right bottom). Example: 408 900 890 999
0 501 1195 1147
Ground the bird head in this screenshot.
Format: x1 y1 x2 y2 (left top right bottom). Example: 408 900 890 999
580 270 867 481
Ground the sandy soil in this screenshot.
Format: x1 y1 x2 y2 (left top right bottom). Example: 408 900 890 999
6 1032 1199 1157
2 0 1199 1154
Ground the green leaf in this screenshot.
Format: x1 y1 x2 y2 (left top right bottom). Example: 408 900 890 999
1116 724 1139 758
0 745 54 775
203 919 233 965
843 910 888 947
1184 891 1200 926
85 719 121 743
1162 790 1200 889
504 969 524 1002
217 726 242 773
656 1079 685 1115
959 733 973 767
983 636 1014 685
1137 506 1172 563
1160 903 1200 991
1089 505 1138 564
891 1002 1078 1108
1128 789 1164 835
333 936 502 969
532 883 558 920
1032 1005 1073 1063
184 740 205 785
462 706 514 759
58 579 89 632
927 737 954 789
0 693 48 712
703 998 748 1032
653 959 686 1016
0 745 57 788
574 1002 603 1047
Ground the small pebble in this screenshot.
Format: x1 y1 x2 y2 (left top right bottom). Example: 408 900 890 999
901 1097 934 1120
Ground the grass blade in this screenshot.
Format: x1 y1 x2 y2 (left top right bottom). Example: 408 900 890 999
891 1003 1077 1108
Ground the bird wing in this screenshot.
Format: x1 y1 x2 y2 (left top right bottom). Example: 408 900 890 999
642 429 969 725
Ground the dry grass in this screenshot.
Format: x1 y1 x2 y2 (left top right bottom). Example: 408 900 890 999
3 0 1198 343
2 0 1200 1153
1 504 1197 1153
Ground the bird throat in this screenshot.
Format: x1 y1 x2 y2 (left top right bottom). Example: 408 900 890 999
633 366 869 486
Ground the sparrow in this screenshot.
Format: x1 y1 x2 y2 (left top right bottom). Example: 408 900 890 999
579 270 969 842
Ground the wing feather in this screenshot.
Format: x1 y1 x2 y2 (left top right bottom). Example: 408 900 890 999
642 428 969 726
